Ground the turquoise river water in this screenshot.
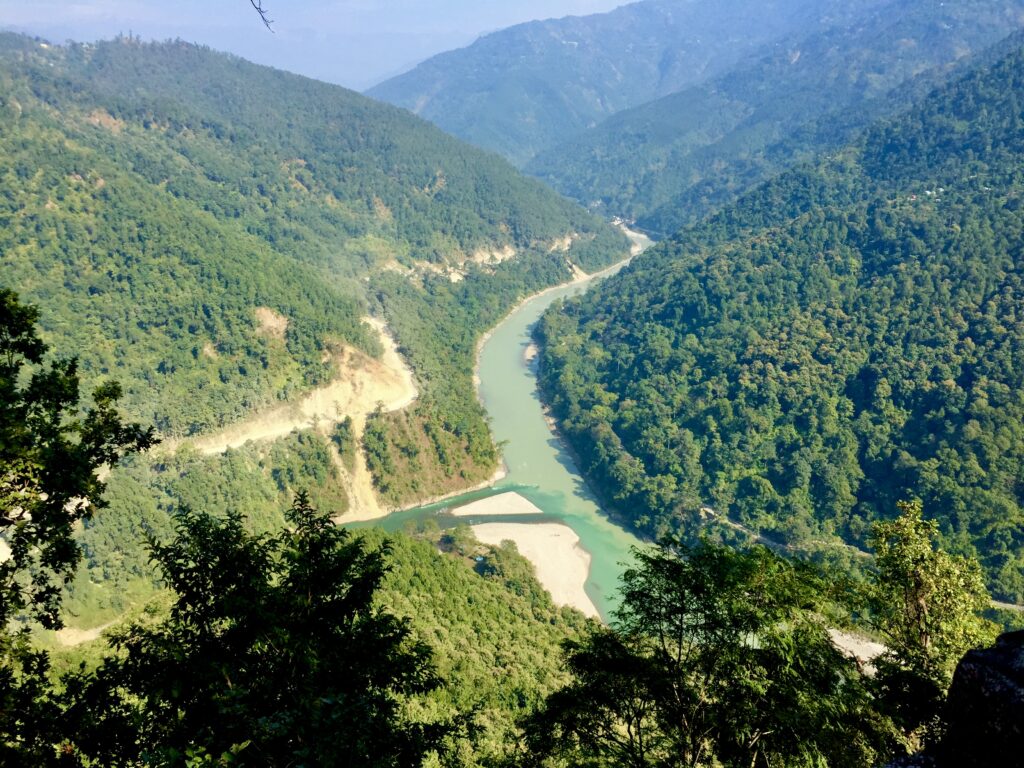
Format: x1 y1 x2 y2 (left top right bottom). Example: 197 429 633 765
366 248 650 620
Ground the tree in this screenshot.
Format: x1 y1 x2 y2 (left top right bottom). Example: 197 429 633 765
0 289 153 765
521 540 898 768
866 499 998 743
67 494 457 766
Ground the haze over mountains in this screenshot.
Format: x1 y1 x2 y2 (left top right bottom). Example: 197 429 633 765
373 0 1024 236
530 0 1024 234
369 0 890 165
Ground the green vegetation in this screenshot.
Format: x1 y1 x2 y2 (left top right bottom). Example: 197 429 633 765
368 236 623 506
63 431 352 626
536 39 1024 600
528 0 1024 236
0 39 377 436
330 416 357 471
0 31 626 503
369 0 881 165
865 500 998 743
66 495 456 767
51 493 591 765
0 287 590 766
0 289 151 765
0 290 1003 767
524 540 902 767
524 504 1000 767
57 473 591 765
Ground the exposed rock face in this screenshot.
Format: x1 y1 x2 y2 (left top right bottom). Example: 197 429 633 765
936 630 1024 766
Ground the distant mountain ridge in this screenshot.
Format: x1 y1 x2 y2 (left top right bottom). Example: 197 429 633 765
368 0 888 165
528 0 1024 235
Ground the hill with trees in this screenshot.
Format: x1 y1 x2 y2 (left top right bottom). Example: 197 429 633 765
535 35 1024 602
0 33 626 503
528 0 1024 236
368 0 887 166
0 291 594 766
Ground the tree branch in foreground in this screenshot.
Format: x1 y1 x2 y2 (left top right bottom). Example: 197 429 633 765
249 0 273 30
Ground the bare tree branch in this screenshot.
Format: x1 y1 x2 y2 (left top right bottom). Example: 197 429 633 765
249 0 274 31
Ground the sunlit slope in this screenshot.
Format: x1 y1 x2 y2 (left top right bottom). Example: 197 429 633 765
368 0 886 166
0 34 620 437
528 0 1024 235
536 39 1024 601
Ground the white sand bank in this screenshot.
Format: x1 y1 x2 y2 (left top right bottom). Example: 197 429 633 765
451 492 543 517
828 629 886 665
471 521 599 618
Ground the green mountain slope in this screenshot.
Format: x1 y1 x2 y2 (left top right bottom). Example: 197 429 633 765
536 38 1024 601
528 0 1024 236
58 435 590 764
368 0 887 166
0 34 626 498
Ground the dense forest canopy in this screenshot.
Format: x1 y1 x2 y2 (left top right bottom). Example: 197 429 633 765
0 32 628 510
1 4 1020 763
536 38 1024 601
0 33 623 440
528 0 1024 237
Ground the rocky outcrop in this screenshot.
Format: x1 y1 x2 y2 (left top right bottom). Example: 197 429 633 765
935 630 1024 766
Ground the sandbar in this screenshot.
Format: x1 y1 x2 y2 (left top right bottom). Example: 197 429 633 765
451 491 543 517
828 629 886 665
471 521 599 618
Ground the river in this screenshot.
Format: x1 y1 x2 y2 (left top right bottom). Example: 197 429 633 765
369 233 651 620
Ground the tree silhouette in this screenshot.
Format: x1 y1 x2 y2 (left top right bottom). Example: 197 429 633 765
67 494 458 766
249 0 273 30
0 289 153 765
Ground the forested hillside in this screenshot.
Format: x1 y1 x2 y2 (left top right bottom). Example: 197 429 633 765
536 38 1024 601
0 33 626 501
368 0 886 165
528 0 1024 236
69 472 592 765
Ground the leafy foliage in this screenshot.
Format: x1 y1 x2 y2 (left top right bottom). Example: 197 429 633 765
52 439 592 764
64 495 456 766
866 500 998 741
536 38 1024 599
529 0 1024 236
522 541 900 767
0 289 154 629
0 33 620 442
0 289 151 766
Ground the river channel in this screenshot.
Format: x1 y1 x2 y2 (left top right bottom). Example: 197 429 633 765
369 235 651 620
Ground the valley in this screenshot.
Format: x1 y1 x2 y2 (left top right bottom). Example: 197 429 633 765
364 226 651 621
3 2 1024 764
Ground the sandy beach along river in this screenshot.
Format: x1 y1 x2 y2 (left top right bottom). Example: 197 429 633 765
364 229 653 621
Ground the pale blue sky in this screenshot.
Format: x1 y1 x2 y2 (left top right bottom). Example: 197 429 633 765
0 0 626 89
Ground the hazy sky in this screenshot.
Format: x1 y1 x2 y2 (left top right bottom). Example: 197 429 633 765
0 0 626 90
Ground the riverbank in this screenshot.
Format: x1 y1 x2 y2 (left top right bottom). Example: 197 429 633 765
364 225 653 620
471 521 599 617
472 250 638 391
340 463 508 523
